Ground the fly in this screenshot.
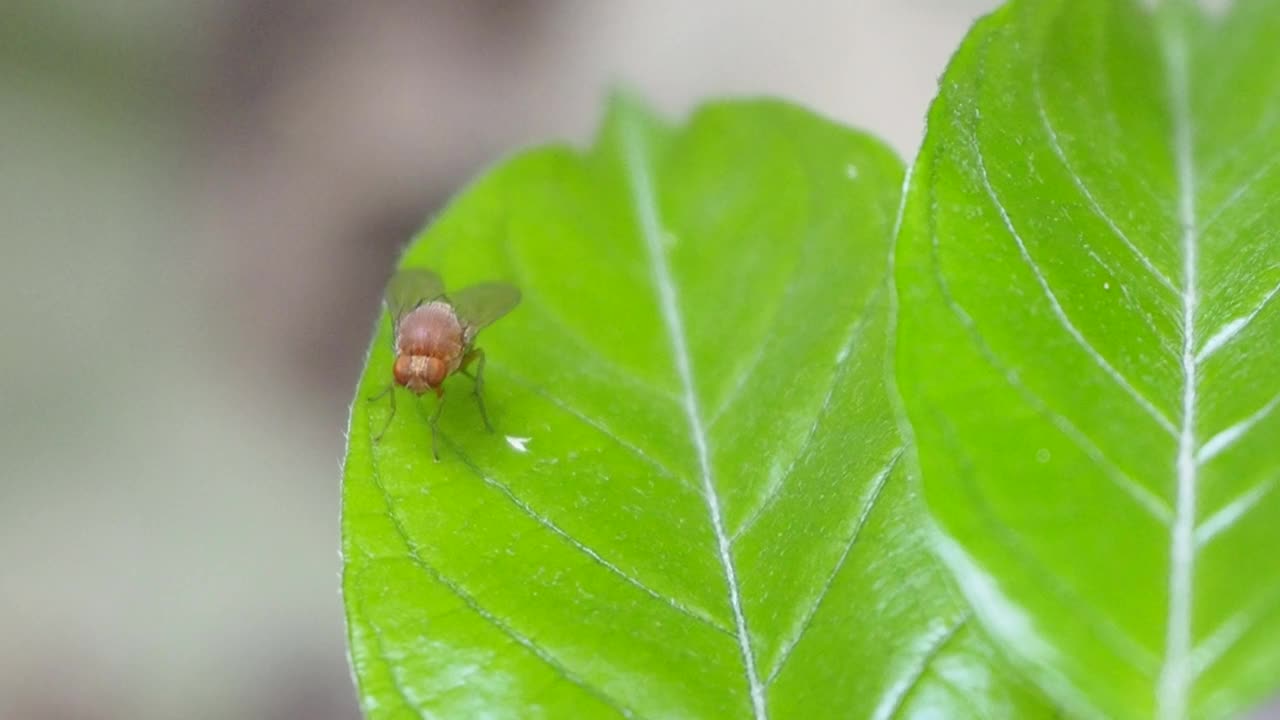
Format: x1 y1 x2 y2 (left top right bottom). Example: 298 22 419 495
369 267 521 460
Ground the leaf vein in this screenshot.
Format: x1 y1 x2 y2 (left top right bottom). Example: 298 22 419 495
497 234 683 406
353 588 427 718
1196 278 1280 363
621 114 768 720
1190 575 1280 681
927 168 1173 523
1156 23 1200 720
969 134 1178 436
1196 390 1280 465
442 436 734 636
362 412 636 718
493 362 689 486
1194 477 1278 548
874 614 969 720
764 448 903 685
1199 153 1280 233
730 291 888 543
928 377 1162 675
1033 63 1179 294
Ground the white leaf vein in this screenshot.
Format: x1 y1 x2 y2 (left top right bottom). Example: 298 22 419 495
927 205 1172 523
1034 64 1179 294
731 294 888 544
1199 153 1280 233
443 437 732 636
493 362 688 485
363 417 636 718
1196 390 1280 465
764 448 904 685
1196 278 1280 363
1194 477 1278 548
1156 24 1199 720
1190 576 1280 682
925 371 1161 673
969 136 1178 436
621 117 768 720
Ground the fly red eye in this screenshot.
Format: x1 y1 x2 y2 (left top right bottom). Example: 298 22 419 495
425 357 448 387
393 355 413 386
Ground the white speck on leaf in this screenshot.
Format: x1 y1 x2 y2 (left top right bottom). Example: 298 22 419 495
505 435 532 453
846 164 859 179
1104 282 1111 290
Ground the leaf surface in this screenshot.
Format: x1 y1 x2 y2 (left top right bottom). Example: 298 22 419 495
895 1 1280 717
343 98 1051 718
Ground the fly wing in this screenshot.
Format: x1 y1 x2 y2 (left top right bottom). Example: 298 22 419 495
450 282 521 336
384 268 445 321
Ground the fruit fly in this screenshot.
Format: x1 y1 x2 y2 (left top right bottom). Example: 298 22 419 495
369 267 520 460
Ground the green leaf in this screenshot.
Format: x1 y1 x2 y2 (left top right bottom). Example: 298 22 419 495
895 0 1280 717
343 97 1051 718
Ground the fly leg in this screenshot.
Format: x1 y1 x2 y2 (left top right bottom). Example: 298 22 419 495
459 347 492 432
428 392 446 462
368 384 396 441
412 390 447 462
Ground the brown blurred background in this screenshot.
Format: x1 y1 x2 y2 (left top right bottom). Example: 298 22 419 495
4 1 1263 719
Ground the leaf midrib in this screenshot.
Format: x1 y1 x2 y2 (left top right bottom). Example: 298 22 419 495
618 113 769 720
1157 12 1198 720
959 5 1205 712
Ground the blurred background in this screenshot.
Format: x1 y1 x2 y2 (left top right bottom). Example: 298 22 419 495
1 1 1255 719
